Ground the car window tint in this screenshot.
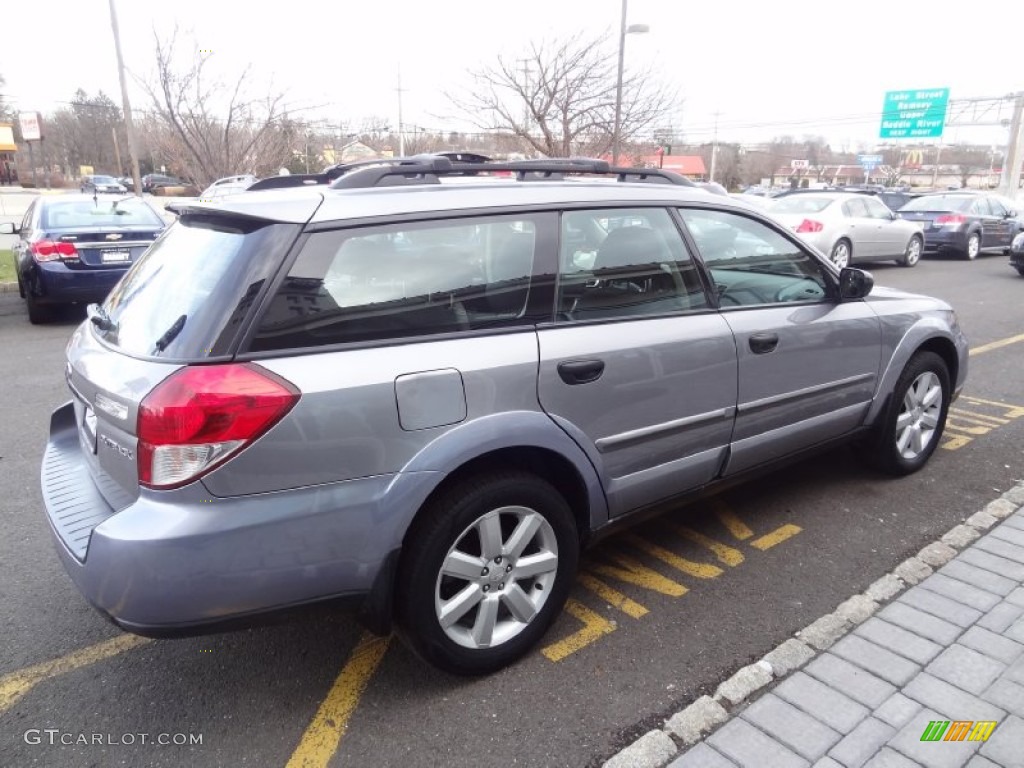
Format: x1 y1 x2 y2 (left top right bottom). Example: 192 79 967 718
970 198 990 216
987 197 1006 217
556 207 708 322
842 198 869 218
42 199 164 229
251 215 545 350
862 197 893 219
679 208 831 307
20 201 36 233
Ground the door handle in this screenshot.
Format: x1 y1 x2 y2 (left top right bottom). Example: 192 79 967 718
748 333 779 354
557 359 605 385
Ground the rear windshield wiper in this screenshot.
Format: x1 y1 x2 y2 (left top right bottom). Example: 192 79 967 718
153 314 187 354
87 303 117 333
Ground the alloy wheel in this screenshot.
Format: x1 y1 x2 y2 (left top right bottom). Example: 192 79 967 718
895 371 943 459
434 505 559 650
831 241 850 268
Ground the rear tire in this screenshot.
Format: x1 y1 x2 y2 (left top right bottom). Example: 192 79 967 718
964 232 980 261
865 351 950 476
395 471 578 676
830 239 852 268
901 235 922 267
25 292 54 324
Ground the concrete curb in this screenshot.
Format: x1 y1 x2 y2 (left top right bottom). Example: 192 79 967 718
601 482 1024 768
0 281 18 294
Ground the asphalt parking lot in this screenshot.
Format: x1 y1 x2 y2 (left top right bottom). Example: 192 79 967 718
1 224 1023 767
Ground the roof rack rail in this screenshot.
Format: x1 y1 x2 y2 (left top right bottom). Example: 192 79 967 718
246 173 328 192
325 155 698 190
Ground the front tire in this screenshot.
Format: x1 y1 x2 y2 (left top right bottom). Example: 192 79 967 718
901 235 922 267
396 471 579 675
964 232 980 261
830 239 852 269
866 351 950 476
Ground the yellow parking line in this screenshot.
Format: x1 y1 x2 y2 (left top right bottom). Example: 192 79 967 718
541 599 615 662
949 408 1009 426
971 332 1024 356
942 434 974 451
0 634 151 715
714 502 754 541
669 525 745 566
577 572 649 619
589 551 689 597
286 632 390 768
960 396 1024 419
751 524 802 551
625 534 723 579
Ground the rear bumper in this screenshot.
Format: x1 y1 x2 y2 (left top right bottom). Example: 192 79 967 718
30 262 129 304
41 401 434 633
921 228 968 253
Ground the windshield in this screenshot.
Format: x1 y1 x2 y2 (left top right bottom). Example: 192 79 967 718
92 175 117 184
94 215 300 359
771 196 835 213
900 195 972 212
42 198 165 229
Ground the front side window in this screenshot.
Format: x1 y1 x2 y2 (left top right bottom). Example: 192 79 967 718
987 197 1006 217
862 197 894 219
970 198 991 216
557 207 708 321
679 208 831 307
250 214 545 351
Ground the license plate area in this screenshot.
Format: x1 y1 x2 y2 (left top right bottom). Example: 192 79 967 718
101 249 131 263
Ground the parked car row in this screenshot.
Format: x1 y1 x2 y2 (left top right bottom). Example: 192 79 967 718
740 189 1023 266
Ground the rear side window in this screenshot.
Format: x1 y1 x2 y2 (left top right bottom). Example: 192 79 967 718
96 216 300 358
250 214 547 351
42 198 164 229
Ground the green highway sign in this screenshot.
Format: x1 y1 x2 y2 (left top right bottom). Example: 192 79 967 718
880 88 950 139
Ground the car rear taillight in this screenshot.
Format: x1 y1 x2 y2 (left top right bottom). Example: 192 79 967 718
137 364 300 489
935 214 967 225
32 240 79 262
795 219 824 233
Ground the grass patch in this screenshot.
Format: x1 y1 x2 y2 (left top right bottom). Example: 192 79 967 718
0 249 15 284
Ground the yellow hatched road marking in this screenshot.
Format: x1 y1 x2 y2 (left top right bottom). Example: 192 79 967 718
944 418 992 436
577 572 649 618
0 635 151 715
750 524 802 551
286 632 390 768
942 434 974 451
949 408 1010 426
624 534 723 579
970 332 1024 356
713 502 754 541
589 551 689 597
668 524 745 566
541 599 615 662
960 396 1024 419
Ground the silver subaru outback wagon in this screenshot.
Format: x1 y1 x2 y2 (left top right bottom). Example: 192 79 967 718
42 157 968 675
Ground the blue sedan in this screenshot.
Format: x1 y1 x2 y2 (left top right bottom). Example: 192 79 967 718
0 194 166 324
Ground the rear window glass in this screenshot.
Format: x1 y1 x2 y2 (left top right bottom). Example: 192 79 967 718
94 216 300 359
771 196 834 213
42 198 164 229
900 195 972 212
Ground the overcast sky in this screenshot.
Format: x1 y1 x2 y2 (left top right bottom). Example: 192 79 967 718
3 0 1022 150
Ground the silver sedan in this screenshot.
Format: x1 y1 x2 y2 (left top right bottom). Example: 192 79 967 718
769 193 925 268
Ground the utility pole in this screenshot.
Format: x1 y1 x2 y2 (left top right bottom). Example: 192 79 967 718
998 91 1024 199
517 58 533 134
108 0 142 197
931 143 943 190
396 65 406 157
709 112 720 183
112 126 123 177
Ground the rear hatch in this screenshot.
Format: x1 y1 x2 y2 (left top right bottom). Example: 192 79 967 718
63 210 308 511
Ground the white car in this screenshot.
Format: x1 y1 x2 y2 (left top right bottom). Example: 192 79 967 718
769 192 925 268
199 174 259 200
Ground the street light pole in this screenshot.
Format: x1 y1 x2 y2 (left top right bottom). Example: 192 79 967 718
108 0 142 197
611 1 648 167
612 0 628 166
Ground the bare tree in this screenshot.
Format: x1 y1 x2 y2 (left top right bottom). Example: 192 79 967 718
140 28 297 186
449 32 675 159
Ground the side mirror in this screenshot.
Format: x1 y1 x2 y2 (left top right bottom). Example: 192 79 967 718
839 267 873 300
1005 210 1016 219
0 221 17 235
